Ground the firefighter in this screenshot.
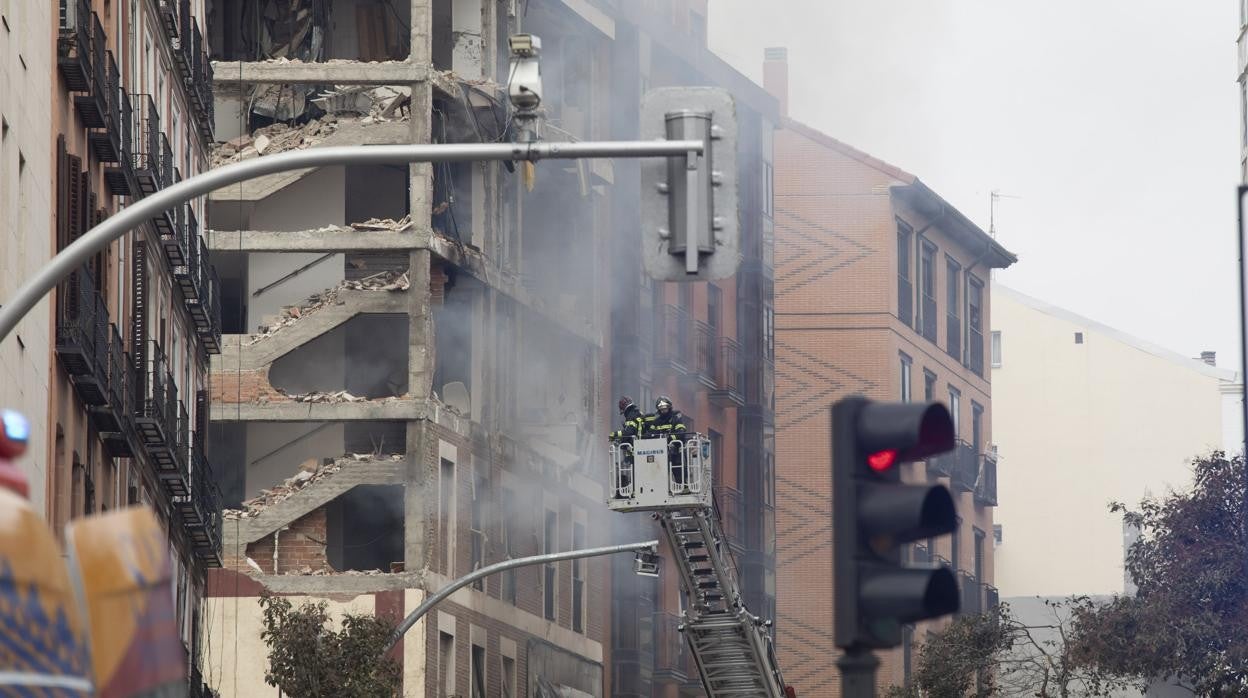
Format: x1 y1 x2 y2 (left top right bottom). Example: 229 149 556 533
609 397 644 498
647 396 691 489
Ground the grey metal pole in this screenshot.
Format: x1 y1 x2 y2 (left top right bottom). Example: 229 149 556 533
0 140 701 344
837 647 879 698
384 539 658 655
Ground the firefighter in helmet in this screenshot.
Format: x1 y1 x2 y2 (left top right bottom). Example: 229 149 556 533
646 396 690 489
610 397 645 498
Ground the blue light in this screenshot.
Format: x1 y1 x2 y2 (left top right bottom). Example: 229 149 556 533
1 410 29 443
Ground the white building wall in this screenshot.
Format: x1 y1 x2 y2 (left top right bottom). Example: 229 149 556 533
0 0 53 514
991 284 1230 598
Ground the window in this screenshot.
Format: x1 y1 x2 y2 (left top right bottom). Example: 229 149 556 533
763 303 774 362
499 487 516 604
709 429 724 489
899 352 912 403
439 458 456 575
946 256 961 359
572 522 586 633
990 331 1002 368
973 528 986 581
502 656 517 698
923 370 936 402
543 510 557 621
1074 332 1084 344
439 631 456 695
708 284 722 334
471 643 486 698
897 220 913 326
971 402 984 454
948 386 961 438
968 276 984 373
919 241 937 342
950 517 961 573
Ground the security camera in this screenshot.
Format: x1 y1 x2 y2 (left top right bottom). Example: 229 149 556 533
508 34 543 112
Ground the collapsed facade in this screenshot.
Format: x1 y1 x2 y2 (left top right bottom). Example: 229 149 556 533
200 0 775 695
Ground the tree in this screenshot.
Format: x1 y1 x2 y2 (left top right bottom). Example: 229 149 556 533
885 601 1134 698
885 605 1013 698
1065 451 1248 694
258 590 402 697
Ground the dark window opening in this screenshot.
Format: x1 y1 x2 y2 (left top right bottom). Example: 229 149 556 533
573 521 586 633
440 458 455 575
923 369 937 402
471 644 486 698
919 240 937 342
1075 332 1084 344
946 256 961 360
897 219 913 326
326 485 404 573
470 460 487 590
543 509 557 621
268 314 409 398
434 279 477 413
208 0 409 62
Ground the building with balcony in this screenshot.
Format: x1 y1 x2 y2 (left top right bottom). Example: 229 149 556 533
991 284 1236 599
197 0 774 694
0 0 55 512
764 47 1016 694
45 0 223 690
605 4 778 697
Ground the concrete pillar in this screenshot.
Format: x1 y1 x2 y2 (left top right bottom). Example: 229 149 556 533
404 418 435 570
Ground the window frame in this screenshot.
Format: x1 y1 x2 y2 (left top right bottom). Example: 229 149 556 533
990 331 1002 368
899 352 913 403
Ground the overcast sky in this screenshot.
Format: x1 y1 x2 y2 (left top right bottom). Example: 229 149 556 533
709 0 1243 371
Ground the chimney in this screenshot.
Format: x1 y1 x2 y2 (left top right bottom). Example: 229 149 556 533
1201 351 1217 367
763 47 788 119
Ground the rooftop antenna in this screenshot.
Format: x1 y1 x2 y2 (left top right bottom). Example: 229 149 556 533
989 189 1022 239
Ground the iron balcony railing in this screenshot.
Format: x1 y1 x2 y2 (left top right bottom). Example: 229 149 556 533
178 445 223 565
920 293 937 343
709 336 745 407
654 305 691 374
185 236 223 354
55 267 110 404
927 449 953 478
653 612 690 682
157 0 179 40
86 52 123 163
985 584 1000 613
174 208 200 299
131 94 162 193
947 312 962 361
134 340 174 447
968 326 985 377
72 13 109 129
161 195 190 268
974 451 998 506
898 275 913 328
95 326 137 459
692 320 716 388
151 142 175 235
911 542 932 565
57 0 92 91
176 0 192 66
950 440 978 493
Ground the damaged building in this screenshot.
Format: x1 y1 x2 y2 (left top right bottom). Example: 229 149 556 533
200 0 775 696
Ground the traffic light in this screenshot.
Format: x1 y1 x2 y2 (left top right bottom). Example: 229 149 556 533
640 87 740 282
832 396 960 650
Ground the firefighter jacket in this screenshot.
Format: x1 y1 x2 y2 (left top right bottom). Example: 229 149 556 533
610 406 645 442
645 410 688 440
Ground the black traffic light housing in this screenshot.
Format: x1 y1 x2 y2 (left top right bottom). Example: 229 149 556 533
833 396 960 650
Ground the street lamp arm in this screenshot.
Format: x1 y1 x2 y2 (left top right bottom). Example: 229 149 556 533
0 140 702 344
384 539 659 654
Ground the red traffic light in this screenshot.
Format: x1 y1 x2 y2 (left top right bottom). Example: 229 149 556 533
867 449 898 472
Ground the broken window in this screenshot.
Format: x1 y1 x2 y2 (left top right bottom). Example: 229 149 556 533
434 276 478 414
207 0 408 63
470 643 486 698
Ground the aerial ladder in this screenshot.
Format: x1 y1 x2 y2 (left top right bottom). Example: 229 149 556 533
610 434 793 697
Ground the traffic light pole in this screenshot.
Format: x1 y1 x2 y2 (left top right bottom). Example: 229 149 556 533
837 647 880 698
0 139 703 345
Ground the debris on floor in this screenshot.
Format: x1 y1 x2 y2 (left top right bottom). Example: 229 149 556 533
245 271 410 344
223 453 404 519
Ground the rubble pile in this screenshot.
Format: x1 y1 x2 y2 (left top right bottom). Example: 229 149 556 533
246 270 411 344
349 215 414 233
285 567 387 576
223 453 404 520
211 85 413 167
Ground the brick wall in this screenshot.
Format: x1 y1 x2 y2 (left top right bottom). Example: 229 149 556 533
774 121 1000 695
236 509 330 575
210 368 290 404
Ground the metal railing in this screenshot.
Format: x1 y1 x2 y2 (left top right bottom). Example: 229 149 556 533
184 445 224 563
708 336 746 406
974 451 998 506
968 326 985 376
134 340 173 445
56 0 92 91
950 441 978 492
920 293 937 343
131 94 162 192
55 267 109 387
911 542 931 565
898 276 913 327
157 0 179 39
958 572 983 616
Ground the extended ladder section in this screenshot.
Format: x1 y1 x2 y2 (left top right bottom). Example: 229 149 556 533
610 436 788 697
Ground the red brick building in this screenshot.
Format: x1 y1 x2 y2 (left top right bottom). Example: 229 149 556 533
765 49 1016 694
